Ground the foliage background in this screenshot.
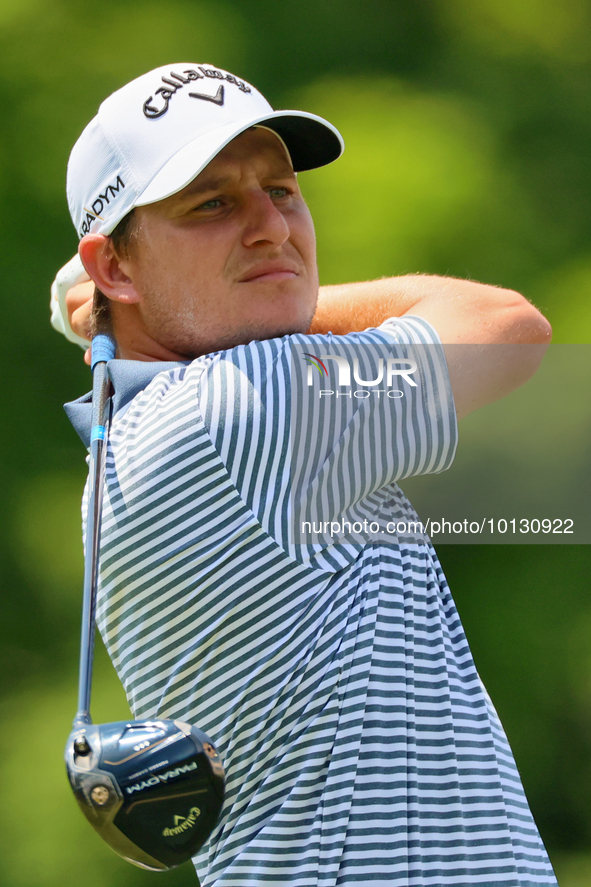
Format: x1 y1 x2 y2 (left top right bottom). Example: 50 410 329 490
0 0 590 884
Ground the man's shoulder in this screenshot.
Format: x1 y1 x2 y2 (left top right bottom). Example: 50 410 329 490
64 318 442 447
208 316 442 364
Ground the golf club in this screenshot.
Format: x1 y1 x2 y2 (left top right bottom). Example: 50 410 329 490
64 333 225 871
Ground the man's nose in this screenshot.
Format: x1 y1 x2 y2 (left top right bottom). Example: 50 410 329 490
241 190 290 248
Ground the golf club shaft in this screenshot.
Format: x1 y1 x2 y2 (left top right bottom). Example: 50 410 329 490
74 334 116 726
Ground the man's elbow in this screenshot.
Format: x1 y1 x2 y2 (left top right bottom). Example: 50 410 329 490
457 289 552 418
496 289 552 346
488 291 551 401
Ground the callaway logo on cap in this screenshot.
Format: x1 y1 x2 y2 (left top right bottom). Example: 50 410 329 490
66 62 344 241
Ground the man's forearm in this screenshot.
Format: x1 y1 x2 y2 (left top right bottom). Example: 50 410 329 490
309 277 426 336
308 274 552 420
309 274 551 346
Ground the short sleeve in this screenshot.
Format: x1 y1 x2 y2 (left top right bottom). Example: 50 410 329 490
195 316 457 565
289 315 458 543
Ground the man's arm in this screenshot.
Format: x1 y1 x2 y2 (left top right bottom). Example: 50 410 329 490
61 272 551 420
309 275 552 420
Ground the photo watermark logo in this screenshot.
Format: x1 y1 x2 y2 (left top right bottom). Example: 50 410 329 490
289 342 590 546
290 341 438 546
302 352 418 398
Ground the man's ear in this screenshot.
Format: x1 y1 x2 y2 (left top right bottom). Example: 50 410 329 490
78 234 141 305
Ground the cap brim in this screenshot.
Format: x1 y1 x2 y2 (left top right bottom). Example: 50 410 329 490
136 110 343 209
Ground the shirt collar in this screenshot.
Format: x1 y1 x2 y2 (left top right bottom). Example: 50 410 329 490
64 359 187 448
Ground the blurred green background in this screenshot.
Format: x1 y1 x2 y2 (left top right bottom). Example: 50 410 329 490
1 0 590 884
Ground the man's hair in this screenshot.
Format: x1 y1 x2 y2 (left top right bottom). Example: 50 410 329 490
90 210 137 338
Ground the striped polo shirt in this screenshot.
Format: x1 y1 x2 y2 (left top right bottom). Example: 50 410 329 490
83 316 557 886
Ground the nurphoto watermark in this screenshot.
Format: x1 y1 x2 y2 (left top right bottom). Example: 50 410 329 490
290 342 590 545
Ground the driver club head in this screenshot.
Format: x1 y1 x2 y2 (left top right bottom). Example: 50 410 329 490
65 718 225 871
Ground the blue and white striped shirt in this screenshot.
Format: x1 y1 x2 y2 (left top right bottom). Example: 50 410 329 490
86 316 557 886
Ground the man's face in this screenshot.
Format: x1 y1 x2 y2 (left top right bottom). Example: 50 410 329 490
120 127 319 358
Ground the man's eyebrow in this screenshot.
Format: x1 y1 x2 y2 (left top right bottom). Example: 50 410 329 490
181 163 296 198
263 160 297 179
182 175 234 197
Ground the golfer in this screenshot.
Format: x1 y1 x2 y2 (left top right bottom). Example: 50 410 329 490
56 63 557 886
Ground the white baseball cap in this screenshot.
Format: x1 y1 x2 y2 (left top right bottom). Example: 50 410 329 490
67 62 344 240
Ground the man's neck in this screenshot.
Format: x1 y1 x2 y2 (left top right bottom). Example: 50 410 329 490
112 316 191 362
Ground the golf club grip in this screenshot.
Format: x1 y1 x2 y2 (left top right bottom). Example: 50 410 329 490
75 335 116 725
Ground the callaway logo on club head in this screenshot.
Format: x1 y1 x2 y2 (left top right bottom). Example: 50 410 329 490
143 67 251 119
162 806 202 837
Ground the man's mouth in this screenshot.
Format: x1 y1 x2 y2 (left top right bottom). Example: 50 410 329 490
239 263 299 283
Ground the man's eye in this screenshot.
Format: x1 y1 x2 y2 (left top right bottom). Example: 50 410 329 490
268 187 290 199
196 198 222 211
